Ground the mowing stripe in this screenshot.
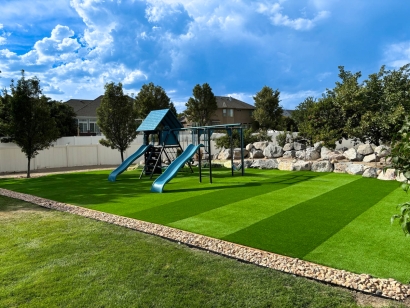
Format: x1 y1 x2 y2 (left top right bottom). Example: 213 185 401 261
222 178 400 259
169 173 358 238
128 172 326 225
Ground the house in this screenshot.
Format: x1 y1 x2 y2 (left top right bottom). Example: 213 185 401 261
183 96 256 128
65 96 103 136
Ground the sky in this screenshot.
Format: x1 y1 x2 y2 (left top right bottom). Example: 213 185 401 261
1 0 410 112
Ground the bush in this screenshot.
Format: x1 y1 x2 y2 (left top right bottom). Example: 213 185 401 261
215 129 259 149
276 132 287 147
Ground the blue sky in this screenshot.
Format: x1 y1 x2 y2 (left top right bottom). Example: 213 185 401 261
1 0 409 112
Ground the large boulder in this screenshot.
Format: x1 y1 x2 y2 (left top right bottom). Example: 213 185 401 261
282 150 296 158
253 141 269 151
245 143 254 151
283 143 294 151
357 144 374 155
251 159 279 169
362 154 378 163
374 145 391 158
243 159 254 169
293 160 312 171
377 169 396 181
294 142 306 151
263 145 284 158
218 148 231 160
295 150 306 160
344 148 363 161
345 164 365 175
278 160 293 171
329 153 346 163
333 162 351 173
362 167 379 178
313 141 323 152
305 147 321 160
250 150 264 159
320 147 332 160
233 148 249 159
311 161 333 172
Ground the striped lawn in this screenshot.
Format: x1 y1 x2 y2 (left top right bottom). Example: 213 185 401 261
1 168 409 282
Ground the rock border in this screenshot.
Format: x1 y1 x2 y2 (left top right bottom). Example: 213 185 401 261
1 188 409 301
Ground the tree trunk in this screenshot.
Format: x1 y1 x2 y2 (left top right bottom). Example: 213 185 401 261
121 150 124 162
27 157 31 178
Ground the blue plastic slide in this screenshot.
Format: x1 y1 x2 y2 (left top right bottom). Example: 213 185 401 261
151 144 203 193
108 144 152 182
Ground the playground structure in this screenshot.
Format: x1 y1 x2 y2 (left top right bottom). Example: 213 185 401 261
108 109 245 193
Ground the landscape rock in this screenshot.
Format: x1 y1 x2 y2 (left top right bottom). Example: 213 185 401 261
218 149 231 160
263 145 284 158
233 148 249 159
293 142 306 151
357 144 374 155
305 147 320 161
396 173 408 183
245 143 254 151
282 150 296 158
253 141 269 151
333 162 351 173
250 159 279 169
374 145 391 158
295 150 306 160
311 161 333 172
250 150 264 159
320 147 332 160
346 164 365 175
243 159 254 169
283 143 294 151
278 160 293 171
362 167 379 178
362 154 379 163
329 153 345 162
313 141 323 152
344 148 364 161
377 169 396 181
293 160 312 171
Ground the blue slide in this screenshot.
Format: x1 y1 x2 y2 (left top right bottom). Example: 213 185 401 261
108 144 152 182
151 144 203 193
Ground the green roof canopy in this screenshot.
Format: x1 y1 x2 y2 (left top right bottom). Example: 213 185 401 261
136 109 183 132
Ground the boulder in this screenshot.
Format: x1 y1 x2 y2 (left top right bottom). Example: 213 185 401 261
218 148 231 160
320 147 332 160
283 150 296 158
397 173 408 183
305 147 320 160
329 153 345 162
362 154 379 163
333 162 351 173
293 160 312 171
283 143 294 151
344 148 364 161
250 150 264 159
263 145 284 158
311 161 333 172
253 141 269 151
295 150 306 160
233 148 249 159
362 167 379 178
250 159 279 169
313 141 323 152
293 142 306 151
243 159 254 169
357 144 374 155
245 143 254 151
278 160 293 171
374 145 391 158
345 164 365 175
377 169 396 181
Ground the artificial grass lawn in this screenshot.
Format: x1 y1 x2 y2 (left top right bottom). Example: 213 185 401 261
1 195 361 308
1 168 409 283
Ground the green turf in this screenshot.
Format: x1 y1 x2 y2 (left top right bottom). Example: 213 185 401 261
1 195 362 308
1 168 409 283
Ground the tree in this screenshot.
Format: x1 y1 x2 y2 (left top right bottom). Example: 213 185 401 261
2 71 59 178
97 82 138 162
0 91 11 137
47 99 77 137
135 82 174 119
184 83 218 126
252 86 283 130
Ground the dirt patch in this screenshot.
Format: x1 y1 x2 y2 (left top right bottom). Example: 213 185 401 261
354 291 409 307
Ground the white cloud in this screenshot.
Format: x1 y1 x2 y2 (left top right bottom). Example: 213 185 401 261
280 90 322 109
123 70 148 84
384 41 410 69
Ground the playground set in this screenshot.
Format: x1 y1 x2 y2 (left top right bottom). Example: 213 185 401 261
108 109 245 193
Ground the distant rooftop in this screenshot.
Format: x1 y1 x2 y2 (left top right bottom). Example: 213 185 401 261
215 96 255 110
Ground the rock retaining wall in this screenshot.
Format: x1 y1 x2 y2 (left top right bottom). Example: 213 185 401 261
1 188 409 301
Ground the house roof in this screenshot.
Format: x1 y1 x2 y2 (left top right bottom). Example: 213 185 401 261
215 96 255 110
65 95 103 117
283 109 294 117
137 109 183 132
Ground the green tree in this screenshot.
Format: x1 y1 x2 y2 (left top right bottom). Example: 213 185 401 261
97 82 138 162
2 71 59 178
135 82 173 119
0 91 11 137
184 83 218 126
252 86 283 130
47 99 77 137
